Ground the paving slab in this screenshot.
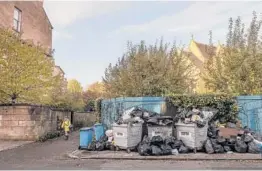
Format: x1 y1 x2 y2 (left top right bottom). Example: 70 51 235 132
0 140 33 152
68 150 262 160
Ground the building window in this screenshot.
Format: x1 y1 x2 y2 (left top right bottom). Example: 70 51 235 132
13 7 22 32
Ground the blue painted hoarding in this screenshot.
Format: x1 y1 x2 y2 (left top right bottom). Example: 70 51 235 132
101 95 262 134
101 97 166 129
237 96 262 134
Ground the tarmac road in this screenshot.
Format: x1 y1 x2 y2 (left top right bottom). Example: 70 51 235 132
0 131 261 170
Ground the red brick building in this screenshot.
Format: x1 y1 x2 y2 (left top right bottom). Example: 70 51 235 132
0 0 65 78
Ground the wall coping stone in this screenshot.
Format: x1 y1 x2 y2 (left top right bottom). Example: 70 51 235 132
0 103 73 112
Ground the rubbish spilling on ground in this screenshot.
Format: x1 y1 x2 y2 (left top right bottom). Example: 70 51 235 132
79 106 262 156
137 135 190 156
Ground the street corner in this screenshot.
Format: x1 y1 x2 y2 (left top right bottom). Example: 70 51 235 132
0 140 33 152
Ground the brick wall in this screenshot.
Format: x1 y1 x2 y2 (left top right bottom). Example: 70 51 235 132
0 1 52 50
0 105 71 141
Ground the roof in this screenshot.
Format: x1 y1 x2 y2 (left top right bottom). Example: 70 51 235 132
183 50 204 71
186 40 220 71
55 65 65 75
193 41 217 59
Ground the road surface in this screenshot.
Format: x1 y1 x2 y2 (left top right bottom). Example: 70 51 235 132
0 132 261 170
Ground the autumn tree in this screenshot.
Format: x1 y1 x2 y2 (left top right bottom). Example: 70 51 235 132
45 76 68 108
83 81 105 111
0 28 59 103
67 79 83 93
203 11 262 95
103 39 197 97
66 79 85 111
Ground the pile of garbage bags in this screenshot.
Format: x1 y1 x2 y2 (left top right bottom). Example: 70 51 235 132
174 106 215 128
87 135 113 151
84 106 262 155
115 107 158 125
205 124 262 154
87 130 115 151
147 116 173 126
137 135 189 156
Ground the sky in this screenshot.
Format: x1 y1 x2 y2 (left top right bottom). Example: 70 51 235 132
43 1 262 89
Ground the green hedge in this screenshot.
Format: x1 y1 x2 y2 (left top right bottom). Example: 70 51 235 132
167 94 238 123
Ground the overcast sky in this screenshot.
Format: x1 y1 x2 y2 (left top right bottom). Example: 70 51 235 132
43 1 262 89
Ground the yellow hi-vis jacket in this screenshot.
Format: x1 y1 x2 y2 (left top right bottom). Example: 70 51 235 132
61 119 71 132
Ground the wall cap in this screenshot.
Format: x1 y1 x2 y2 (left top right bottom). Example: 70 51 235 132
0 103 73 112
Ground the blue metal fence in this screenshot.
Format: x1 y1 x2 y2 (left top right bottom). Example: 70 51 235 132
101 96 262 133
101 97 166 129
237 96 262 134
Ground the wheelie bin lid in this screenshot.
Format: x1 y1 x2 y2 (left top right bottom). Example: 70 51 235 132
94 123 103 126
80 127 92 131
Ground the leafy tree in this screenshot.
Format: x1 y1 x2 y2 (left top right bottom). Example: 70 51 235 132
45 77 68 108
67 79 83 93
0 28 59 103
83 82 105 111
66 79 84 111
203 11 262 95
103 39 197 97
86 82 105 99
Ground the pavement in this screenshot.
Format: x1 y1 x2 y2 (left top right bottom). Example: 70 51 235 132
0 131 262 169
0 140 32 152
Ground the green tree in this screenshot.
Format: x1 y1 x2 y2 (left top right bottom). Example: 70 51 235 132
67 79 83 93
0 28 59 103
45 77 68 108
103 39 197 97
83 82 105 111
203 11 262 95
66 79 84 111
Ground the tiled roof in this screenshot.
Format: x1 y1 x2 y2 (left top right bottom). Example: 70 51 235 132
183 50 204 71
194 41 217 59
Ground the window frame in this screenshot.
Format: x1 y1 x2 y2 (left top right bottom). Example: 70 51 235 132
13 7 22 32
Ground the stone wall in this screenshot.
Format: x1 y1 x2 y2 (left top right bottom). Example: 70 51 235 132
73 112 96 128
0 104 71 141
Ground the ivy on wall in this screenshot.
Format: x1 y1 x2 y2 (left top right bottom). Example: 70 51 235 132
95 98 103 123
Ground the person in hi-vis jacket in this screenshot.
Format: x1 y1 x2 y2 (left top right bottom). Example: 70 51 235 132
61 117 71 139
